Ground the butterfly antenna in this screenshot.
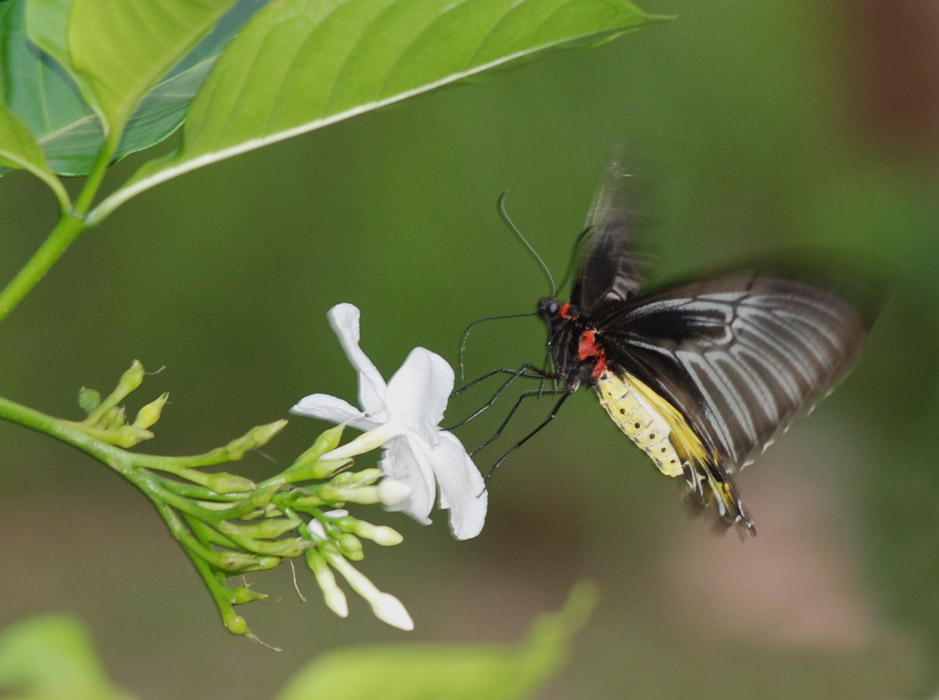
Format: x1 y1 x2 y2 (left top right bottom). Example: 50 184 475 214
555 226 593 294
498 191 556 296
458 311 539 382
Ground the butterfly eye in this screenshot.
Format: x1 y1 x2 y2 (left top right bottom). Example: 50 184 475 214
539 298 560 318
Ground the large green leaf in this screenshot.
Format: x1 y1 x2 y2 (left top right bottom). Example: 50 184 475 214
274 582 598 700
94 0 665 222
0 0 266 176
65 0 239 136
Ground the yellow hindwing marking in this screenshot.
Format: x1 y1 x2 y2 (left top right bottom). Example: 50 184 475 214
594 369 710 477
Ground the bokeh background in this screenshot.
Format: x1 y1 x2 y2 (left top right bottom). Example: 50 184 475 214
1 0 937 697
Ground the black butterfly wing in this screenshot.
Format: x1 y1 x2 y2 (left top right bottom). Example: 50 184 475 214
596 273 869 474
570 158 642 311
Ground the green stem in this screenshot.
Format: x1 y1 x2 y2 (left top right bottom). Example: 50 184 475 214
0 213 85 324
0 394 138 475
179 539 249 635
0 126 120 324
0 394 214 522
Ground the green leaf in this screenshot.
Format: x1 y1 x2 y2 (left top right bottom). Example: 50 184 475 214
0 0 93 176
274 581 599 700
65 0 240 138
0 97 70 209
0 0 267 176
0 614 134 700
93 0 667 223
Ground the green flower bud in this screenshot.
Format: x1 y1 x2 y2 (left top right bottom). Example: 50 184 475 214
199 471 256 494
120 360 146 392
331 468 381 487
85 361 146 425
289 425 346 477
78 387 101 414
218 516 301 539
101 406 127 430
216 551 267 572
334 516 404 547
224 613 249 635
228 586 267 605
133 392 168 429
109 424 154 447
337 533 362 558
226 420 288 459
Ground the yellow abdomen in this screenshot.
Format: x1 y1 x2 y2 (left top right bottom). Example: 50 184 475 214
594 370 709 477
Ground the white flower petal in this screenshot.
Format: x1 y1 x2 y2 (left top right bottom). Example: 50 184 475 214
429 432 488 540
290 393 378 432
378 436 436 525
327 304 388 417
385 348 454 444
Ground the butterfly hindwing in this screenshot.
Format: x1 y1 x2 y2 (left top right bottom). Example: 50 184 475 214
594 274 868 473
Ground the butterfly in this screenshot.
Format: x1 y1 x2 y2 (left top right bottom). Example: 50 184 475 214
536 159 870 535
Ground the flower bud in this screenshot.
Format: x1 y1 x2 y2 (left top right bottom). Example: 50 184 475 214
85 361 145 425
307 550 348 618
224 613 249 635
337 533 362 558
102 406 127 430
330 468 381 487
334 516 403 546
291 425 346 476
222 420 288 460
228 586 267 604
113 360 145 399
328 486 380 505
133 392 168 429
370 592 414 632
377 478 411 507
109 424 154 447
200 471 256 494
323 548 413 630
78 387 101 414
321 424 399 461
365 525 404 547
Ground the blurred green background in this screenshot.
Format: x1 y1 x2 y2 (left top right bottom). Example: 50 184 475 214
1 0 937 698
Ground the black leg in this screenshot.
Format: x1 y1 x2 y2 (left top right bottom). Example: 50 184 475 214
470 384 570 457
445 364 553 430
451 364 549 397
483 391 573 486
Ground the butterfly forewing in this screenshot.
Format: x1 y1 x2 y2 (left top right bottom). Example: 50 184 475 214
571 159 643 310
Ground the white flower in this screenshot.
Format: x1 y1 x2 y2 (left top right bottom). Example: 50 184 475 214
291 303 487 540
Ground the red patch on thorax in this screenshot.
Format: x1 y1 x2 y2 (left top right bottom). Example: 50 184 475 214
577 329 608 377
